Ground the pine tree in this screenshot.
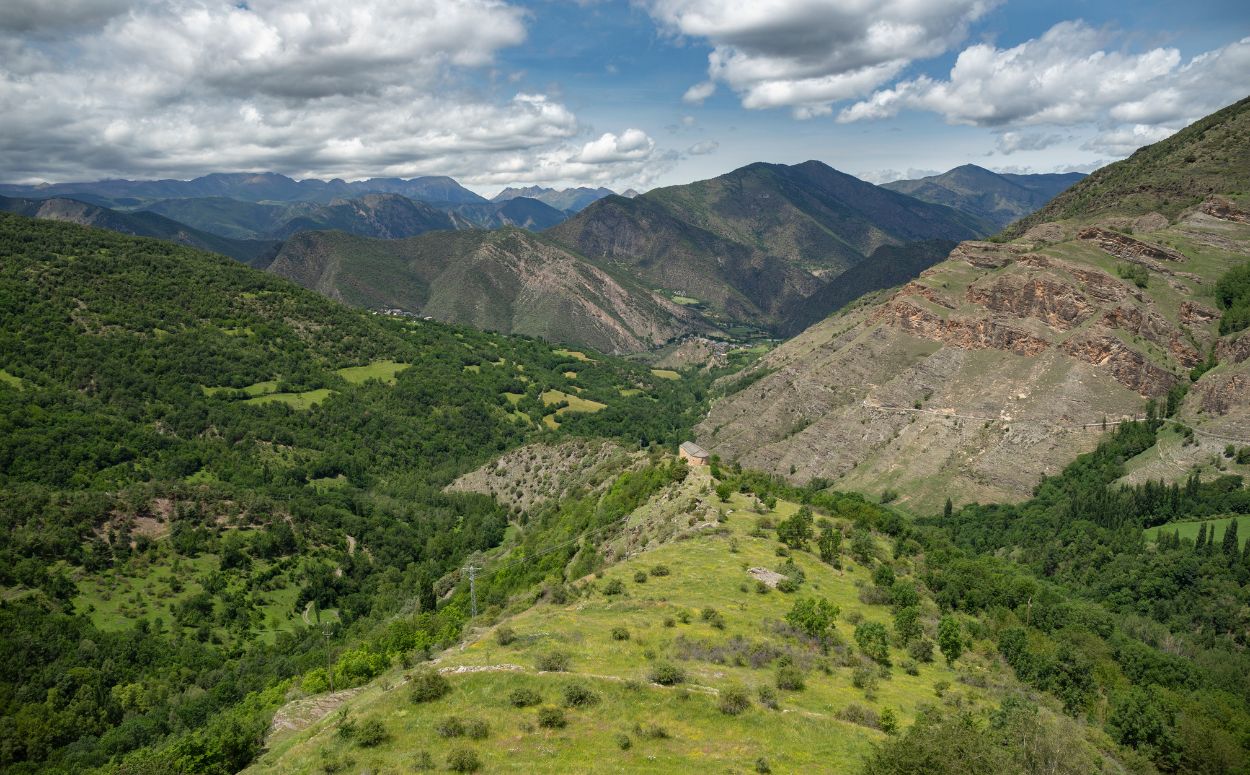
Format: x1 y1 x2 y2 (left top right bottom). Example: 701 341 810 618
1242 535 1250 568
1195 523 1208 552
943 497 953 520
1224 519 1241 560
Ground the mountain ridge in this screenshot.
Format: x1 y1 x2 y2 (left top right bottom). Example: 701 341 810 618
882 164 1085 229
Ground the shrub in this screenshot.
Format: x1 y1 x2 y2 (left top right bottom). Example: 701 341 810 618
446 747 481 773
615 733 632 750
562 682 600 708
650 564 671 577
852 664 879 696
776 577 799 593
463 718 490 740
435 717 465 738
508 688 542 708
535 650 571 672
880 707 898 735
649 662 686 685
633 570 648 583
934 679 950 697
495 625 516 646
611 626 630 641
776 664 805 691
537 706 566 729
908 638 935 663
854 621 891 665
901 658 920 676
757 686 779 709
718 685 751 715
602 579 625 595
701 607 726 628
663 617 676 628
677 610 692 624
755 580 770 594
412 750 435 770
409 669 450 703
837 703 881 729
785 597 840 639
755 757 772 773
634 722 670 739
354 718 388 747
872 564 896 588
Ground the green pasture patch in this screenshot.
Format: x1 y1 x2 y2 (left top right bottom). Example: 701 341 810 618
245 388 334 410
651 369 681 380
336 360 410 385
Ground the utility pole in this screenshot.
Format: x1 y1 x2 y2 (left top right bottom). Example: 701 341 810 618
465 565 479 618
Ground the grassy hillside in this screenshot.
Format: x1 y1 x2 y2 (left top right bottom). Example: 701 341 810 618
0 212 715 774
1007 95 1250 235
253 435 1250 774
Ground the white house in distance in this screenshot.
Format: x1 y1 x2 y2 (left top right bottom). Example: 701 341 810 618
679 441 710 466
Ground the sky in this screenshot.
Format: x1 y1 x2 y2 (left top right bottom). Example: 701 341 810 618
0 0 1247 194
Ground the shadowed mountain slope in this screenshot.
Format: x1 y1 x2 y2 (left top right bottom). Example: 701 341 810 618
882 165 1084 228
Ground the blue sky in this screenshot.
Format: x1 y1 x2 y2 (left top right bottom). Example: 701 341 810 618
493 0 1250 190
0 0 1247 192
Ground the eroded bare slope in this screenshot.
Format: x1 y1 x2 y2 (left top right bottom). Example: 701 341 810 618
698 201 1250 512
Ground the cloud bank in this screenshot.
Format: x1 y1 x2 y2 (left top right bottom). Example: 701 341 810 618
0 0 664 187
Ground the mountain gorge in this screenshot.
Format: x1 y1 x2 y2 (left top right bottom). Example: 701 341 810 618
3 95 1250 775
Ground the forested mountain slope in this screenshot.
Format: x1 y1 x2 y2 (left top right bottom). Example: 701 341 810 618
698 98 1250 512
0 212 711 773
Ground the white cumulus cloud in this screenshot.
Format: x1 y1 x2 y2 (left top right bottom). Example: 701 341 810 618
643 0 996 116
0 0 666 188
838 23 1250 129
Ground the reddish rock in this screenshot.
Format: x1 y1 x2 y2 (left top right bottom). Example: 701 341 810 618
1199 196 1250 224
1061 335 1179 397
967 275 1094 330
1217 332 1250 364
1180 301 1220 326
1078 226 1188 263
872 300 1050 356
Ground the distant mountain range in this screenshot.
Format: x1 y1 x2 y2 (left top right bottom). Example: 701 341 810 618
881 165 1086 228
0 171 487 206
267 160 1001 350
1 161 1088 352
492 185 617 212
0 194 280 265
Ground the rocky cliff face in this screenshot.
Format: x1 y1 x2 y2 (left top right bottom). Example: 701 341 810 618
697 200 1250 512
